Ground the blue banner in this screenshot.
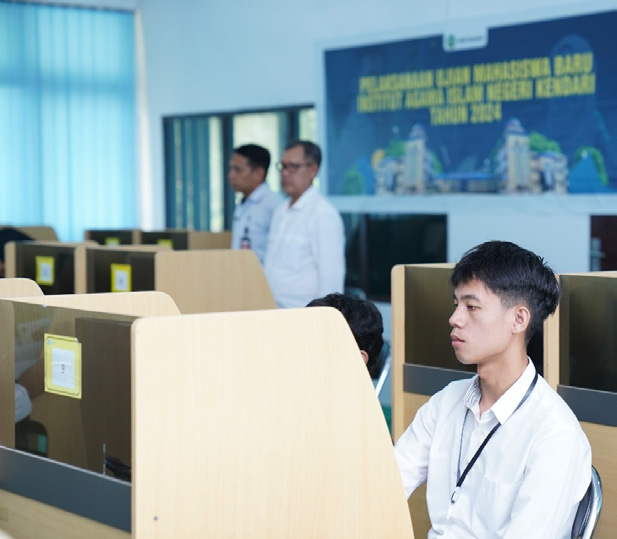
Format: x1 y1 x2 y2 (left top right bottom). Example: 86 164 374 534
325 11 617 195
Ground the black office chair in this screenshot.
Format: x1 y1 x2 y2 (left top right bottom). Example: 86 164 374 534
571 466 602 539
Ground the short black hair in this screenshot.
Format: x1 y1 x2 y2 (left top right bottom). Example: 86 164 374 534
307 293 384 370
450 240 560 343
0 227 33 263
285 139 322 167
233 144 271 179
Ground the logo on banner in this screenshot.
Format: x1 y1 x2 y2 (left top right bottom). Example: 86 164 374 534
443 29 488 51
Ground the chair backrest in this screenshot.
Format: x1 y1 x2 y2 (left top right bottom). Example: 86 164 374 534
572 466 603 539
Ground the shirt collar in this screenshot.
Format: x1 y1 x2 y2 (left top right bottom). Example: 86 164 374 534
463 359 536 424
287 184 316 210
246 182 269 203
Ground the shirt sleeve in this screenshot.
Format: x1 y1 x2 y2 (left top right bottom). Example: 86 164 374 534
503 426 591 538
310 206 345 297
394 395 439 499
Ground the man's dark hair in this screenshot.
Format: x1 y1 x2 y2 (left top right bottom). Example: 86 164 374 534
307 293 383 370
234 144 271 180
450 240 560 343
285 139 322 167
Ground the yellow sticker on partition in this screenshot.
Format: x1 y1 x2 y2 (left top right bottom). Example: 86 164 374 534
105 236 120 246
44 334 82 399
157 238 173 249
35 256 55 286
111 263 132 292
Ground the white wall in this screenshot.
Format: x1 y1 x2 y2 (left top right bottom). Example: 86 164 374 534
135 0 617 272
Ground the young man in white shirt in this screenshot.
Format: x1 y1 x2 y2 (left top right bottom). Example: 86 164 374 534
264 140 345 308
228 144 281 264
394 240 591 538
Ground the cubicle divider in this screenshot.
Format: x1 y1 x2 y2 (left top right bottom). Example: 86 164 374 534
0 293 180 459
0 305 413 538
140 229 231 250
549 272 617 537
4 242 90 294
84 228 232 250
391 263 461 538
0 225 58 241
392 264 616 538
0 291 180 538
85 247 275 313
0 278 43 298
85 229 142 246
130 307 412 537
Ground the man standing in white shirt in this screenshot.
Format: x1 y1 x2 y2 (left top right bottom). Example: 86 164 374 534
264 140 345 308
394 240 591 538
229 144 282 264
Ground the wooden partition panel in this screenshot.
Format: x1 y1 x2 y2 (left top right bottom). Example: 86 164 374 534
0 292 180 538
18 290 180 316
187 230 231 249
0 278 43 298
140 229 231 250
154 249 275 313
5 242 88 294
547 272 617 538
0 225 58 241
132 308 413 538
85 229 142 246
391 264 457 538
391 264 457 441
0 488 127 538
0 292 180 458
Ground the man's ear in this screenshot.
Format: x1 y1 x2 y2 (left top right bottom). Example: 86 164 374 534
512 305 531 336
360 350 369 365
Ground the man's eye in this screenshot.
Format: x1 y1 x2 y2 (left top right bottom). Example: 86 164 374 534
467 305 478 311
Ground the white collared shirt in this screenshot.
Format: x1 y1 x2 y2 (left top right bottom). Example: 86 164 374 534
231 183 282 264
394 361 591 538
264 186 345 308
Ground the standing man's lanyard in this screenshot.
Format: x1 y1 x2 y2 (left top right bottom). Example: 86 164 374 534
450 372 539 507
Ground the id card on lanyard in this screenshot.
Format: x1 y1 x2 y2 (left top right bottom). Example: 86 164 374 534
447 372 539 519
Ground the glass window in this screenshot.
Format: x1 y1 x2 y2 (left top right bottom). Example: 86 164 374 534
164 106 313 231
232 112 288 194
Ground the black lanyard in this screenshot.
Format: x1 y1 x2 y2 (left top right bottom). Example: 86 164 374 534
451 372 539 505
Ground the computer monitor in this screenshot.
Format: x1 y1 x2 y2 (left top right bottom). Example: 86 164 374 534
86 248 156 293
140 230 188 250
12 243 77 295
344 213 447 301
85 229 137 246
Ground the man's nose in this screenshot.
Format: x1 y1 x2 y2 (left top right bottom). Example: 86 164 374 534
449 306 462 327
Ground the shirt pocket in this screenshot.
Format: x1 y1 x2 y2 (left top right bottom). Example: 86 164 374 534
276 231 312 272
471 474 523 536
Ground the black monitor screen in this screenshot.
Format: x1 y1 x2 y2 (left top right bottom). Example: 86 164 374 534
561 277 617 392
86 249 156 293
141 231 188 250
344 213 447 301
87 230 134 246
14 244 75 295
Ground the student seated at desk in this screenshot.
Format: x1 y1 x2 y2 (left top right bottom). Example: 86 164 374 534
307 292 383 375
394 241 591 538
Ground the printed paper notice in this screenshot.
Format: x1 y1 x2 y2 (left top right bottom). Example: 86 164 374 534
157 238 173 249
44 334 82 399
35 256 55 286
111 263 132 292
105 237 120 246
